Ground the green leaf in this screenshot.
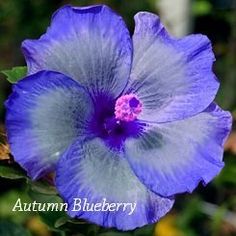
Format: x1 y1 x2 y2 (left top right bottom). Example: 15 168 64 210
1 66 27 83
214 156 236 186
54 216 70 228
210 205 227 235
133 224 155 236
0 164 28 180
192 1 212 16
0 190 33 224
29 179 57 195
0 220 31 236
98 233 131 236
87 224 100 236
27 189 68 230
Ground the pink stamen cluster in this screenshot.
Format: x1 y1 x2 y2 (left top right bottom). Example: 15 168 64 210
115 94 142 122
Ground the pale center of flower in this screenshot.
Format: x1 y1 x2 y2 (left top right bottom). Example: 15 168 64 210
114 94 142 122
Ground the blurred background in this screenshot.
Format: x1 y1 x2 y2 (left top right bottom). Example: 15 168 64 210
0 0 236 235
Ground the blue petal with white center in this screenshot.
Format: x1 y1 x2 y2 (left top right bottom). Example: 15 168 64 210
5 71 94 179
56 138 174 230
22 5 132 98
125 12 219 123
4 4 233 231
125 103 232 197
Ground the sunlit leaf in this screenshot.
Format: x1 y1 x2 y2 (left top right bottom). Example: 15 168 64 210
192 1 212 15
155 214 185 236
27 216 51 236
1 66 27 83
0 190 32 224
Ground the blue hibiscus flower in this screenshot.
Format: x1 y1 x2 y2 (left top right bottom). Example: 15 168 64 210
5 5 232 230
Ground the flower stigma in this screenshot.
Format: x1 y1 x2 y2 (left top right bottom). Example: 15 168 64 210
115 94 142 122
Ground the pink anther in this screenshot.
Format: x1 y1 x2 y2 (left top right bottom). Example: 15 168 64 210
115 94 142 122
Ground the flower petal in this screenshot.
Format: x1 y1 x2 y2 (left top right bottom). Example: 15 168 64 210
125 12 219 122
125 103 232 197
22 5 132 98
5 71 94 179
55 138 174 230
